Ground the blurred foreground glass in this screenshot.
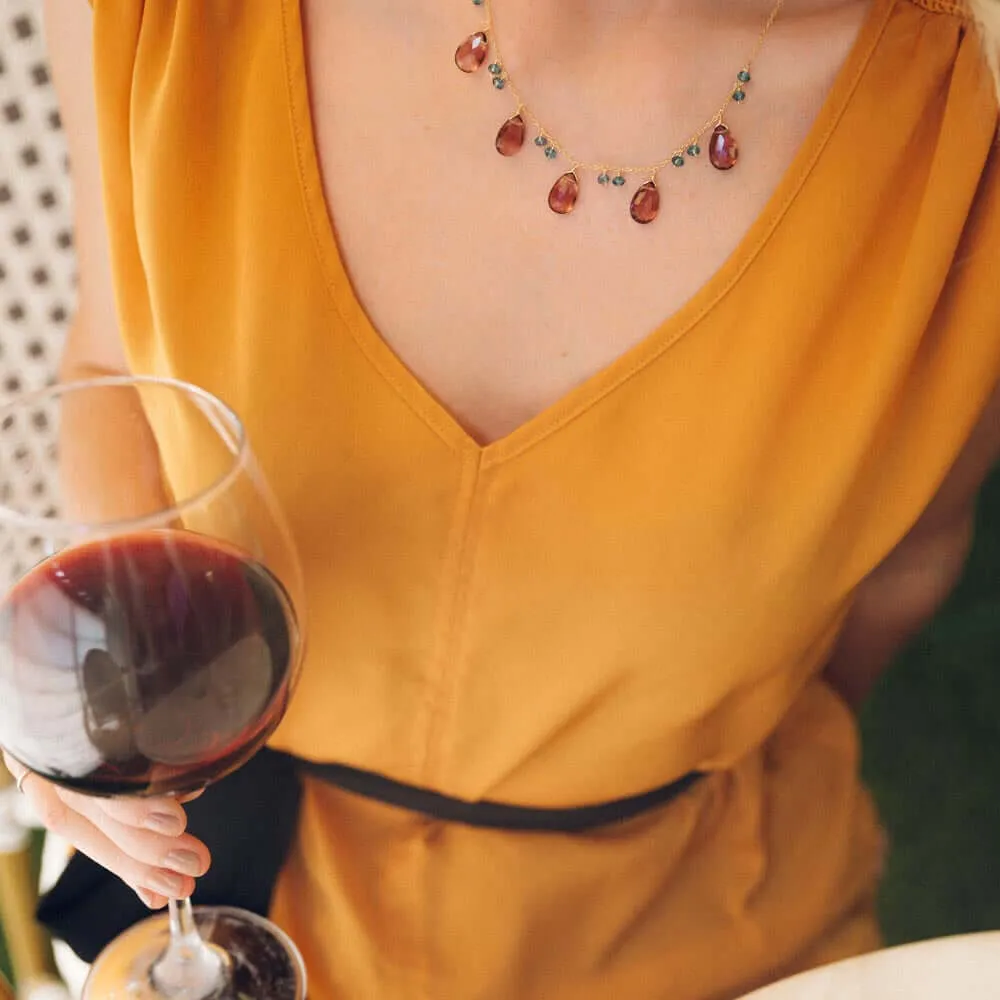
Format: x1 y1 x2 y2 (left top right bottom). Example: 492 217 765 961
0 376 306 999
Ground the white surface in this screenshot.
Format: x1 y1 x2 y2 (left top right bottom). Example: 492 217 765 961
0 785 30 853
49 940 86 1000
739 932 1000 999
21 980 73 1000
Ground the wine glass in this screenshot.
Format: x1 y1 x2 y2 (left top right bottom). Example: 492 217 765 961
0 376 306 999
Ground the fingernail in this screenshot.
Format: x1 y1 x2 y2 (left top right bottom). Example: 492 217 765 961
135 887 159 909
149 870 187 897
145 812 185 836
164 849 204 877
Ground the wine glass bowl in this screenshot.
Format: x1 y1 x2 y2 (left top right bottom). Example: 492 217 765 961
0 376 306 999
0 528 297 798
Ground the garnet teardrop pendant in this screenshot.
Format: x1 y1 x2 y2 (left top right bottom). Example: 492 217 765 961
629 181 660 225
455 32 489 73
709 124 738 170
495 114 526 156
548 172 580 215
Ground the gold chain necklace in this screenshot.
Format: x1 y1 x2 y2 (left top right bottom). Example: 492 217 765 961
455 0 786 224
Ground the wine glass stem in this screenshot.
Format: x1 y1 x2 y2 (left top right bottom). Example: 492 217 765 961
150 896 227 999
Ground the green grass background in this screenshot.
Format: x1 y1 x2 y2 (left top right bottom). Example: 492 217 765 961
1 472 997 985
861 466 1000 942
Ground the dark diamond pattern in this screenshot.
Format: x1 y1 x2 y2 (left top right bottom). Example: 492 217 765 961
12 15 33 40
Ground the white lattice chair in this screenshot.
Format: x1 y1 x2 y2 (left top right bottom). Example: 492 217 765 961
0 1 85 996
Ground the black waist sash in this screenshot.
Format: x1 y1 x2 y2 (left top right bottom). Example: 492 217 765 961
298 759 704 833
37 749 704 962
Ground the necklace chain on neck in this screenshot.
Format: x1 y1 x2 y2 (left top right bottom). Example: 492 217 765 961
455 0 787 223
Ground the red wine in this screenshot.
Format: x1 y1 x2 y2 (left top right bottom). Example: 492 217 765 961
0 530 296 796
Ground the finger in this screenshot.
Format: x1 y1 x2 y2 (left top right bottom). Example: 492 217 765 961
3 752 203 811
20 778 199 899
2 750 30 789
1 754 187 836
56 786 189 837
5 755 209 890
132 885 169 910
66 791 211 877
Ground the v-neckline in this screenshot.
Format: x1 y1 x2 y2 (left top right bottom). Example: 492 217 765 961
279 0 893 468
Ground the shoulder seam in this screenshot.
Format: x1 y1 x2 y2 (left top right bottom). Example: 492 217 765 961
903 0 972 19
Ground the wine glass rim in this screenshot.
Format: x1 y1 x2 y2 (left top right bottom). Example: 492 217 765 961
0 374 249 537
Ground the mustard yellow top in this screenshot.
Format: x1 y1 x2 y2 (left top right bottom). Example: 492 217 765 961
87 0 999 996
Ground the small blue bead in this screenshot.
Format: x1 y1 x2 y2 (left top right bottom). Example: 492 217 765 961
732 89 746 102
672 155 685 167
544 146 558 159
493 77 506 89
737 69 751 83
687 144 701 157
472 0 485 5
612 175 626 187
598 172 611 185
534 136 549 147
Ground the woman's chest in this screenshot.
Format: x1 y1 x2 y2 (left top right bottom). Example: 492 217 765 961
298 0 869 443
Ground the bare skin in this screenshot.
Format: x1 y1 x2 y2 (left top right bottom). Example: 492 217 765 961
17 0 999 908
304 0 871 443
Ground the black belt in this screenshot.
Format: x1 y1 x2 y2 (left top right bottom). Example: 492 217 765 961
38 749 704 963
299 759 705 833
